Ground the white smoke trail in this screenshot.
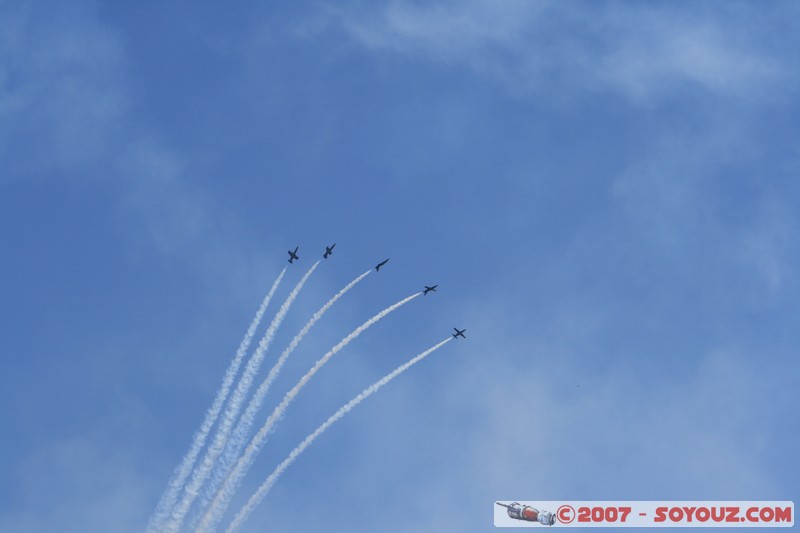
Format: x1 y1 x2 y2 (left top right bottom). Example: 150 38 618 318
198 269 372 516
226 336 453 533
165 261 320 533
197 292 422 532
146 267 286 533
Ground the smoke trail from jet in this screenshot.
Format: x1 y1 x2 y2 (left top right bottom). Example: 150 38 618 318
165 261 320 533
197 292 423 532
146 267 286 533
198 269 373 516
226 336 453 533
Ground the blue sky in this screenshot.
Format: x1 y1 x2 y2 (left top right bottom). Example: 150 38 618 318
1 1 798 531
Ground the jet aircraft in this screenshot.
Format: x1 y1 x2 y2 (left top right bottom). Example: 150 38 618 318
287 246 299 264
375 259 389 271
323 243 336 259
452 328 466 339
423 285 438 295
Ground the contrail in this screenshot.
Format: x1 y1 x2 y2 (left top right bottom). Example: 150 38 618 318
197 292 423 532
146 267 286 533
165 261 320 533
198 269 373 517
226 336 453 533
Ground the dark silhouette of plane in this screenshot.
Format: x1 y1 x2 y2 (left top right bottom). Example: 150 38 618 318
375 259 389 271
323 243 336 259
452 328 466 339
423 285 438 295
287 246 299 263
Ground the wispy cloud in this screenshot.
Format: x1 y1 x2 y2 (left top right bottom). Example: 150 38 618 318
332 1 789 105
737 196 798 298
611 120 798 303
0 3 217 258
0 2 127 177
302 339 790 532
1 423 152 532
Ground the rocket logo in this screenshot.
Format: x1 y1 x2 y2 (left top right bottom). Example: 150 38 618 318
496 502 556 526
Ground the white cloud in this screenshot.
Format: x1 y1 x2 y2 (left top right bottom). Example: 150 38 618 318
595 7 784 105
0 2 128 177
333 1 788 105
737 195 797 298
117 140 212 256
256 333 788 532
339 0 538 60
1 429 152 533
0 2 217 257
610 119 797 302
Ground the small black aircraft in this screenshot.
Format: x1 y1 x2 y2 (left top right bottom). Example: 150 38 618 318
452 328 466 339
375 259 390 271
323 243 336 259
423 285 438 295
287 246 299 264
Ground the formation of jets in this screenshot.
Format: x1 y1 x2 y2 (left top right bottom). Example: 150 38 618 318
286 245 466 339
